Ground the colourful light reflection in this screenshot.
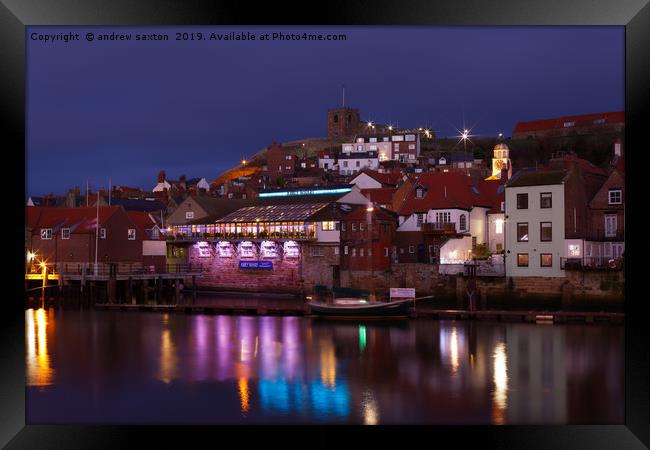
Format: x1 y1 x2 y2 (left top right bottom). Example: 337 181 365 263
450 327 459 374
359 325 366 352
492 342 509 424
319 338 336 388
25 308 54 386
238 378 250 416
362 389 379 425
159 329 177 384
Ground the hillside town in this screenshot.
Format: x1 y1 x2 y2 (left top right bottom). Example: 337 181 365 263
25 107 625 305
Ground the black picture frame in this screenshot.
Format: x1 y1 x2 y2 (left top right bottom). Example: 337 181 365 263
3 0 648 448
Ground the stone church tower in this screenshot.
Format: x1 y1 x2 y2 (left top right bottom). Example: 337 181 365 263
327 107 361 139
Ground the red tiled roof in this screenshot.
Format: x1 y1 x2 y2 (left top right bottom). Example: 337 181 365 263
361 188 396 206
549 154 608 177
25 206 122 233
357 169 402 186
398 172 502 216
126 211 160 240
513 111 624 133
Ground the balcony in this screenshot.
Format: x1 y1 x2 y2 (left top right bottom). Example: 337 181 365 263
166 231 316 243
560 257 624 271
422 222 457 234
586 229 624 242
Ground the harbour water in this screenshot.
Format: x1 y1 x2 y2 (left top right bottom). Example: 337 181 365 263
25 306 624 424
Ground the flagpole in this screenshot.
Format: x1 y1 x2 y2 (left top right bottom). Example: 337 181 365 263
94 191 99 275
86 180 89 207
109 177 111 206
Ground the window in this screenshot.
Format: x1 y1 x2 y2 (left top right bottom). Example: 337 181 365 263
40 228 52 240
368 248 372 256
593 118 606 124
568 244 581 257
384 247 389 257
228 193 233 199
459 214 467 231
409 245 415 254
517 223 529 242
416 214 424 227
369 137 377 143
400 248 404 254
311 246 324 257
359 223 365 231
285 166 291 170
152 228 159 240
563 121 575 127
61 228 70 239
391 135 404 142
369 145 377 150
500 201 505 212
605 214 617 237
357 145 363 152
517 193 528 209
343 161 348 168
540 222 552 242
128 229 136 240
343 145 353 152
334 246 339 255
540 254 553 267
352 248 356 257
416 188 424 198
351 223 357 231
495 219 503 234
540 192 552 208
608 189 622 205
517 253 529 267
356 161 360 167
408 144 416 150
341 223 346 231
322 221 335 231
344 246 348 255
186 211 194 219
100 228 106 239
405 134 416 141
394 144 400 150
360 248 365 257
286 155 292 160
436 212 451 223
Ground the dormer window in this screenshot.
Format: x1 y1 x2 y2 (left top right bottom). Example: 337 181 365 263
563 121 575 128
416 188 424 198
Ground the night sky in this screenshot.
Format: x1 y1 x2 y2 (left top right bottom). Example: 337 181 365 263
27 26 624 197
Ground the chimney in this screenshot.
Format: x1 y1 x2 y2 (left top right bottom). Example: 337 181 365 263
66 188 76 208
614 139 622 157
158 170 166 183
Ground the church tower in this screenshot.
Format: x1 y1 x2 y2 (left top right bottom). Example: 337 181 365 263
327 107 360 139
487 142 512 180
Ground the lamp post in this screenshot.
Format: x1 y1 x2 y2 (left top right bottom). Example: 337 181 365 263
40 261 47 308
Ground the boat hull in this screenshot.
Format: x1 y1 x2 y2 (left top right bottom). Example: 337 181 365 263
307 300 412 319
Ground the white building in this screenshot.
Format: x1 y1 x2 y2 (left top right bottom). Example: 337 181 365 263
342 132 421 162
337 151 379 176
504 170 571 277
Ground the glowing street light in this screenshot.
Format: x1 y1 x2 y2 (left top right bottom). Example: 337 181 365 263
366 206 374 212
241 159 247 166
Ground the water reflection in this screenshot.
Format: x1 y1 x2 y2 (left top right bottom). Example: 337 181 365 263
25 310 624 425
25 308 54 386
492 342 508 424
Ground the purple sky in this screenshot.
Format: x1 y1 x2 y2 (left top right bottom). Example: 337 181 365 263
27 26 624 196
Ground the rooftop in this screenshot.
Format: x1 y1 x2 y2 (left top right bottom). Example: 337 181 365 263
506 170 568 187
216 203 331 223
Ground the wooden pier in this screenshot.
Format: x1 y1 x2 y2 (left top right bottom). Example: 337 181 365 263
25 262 205 307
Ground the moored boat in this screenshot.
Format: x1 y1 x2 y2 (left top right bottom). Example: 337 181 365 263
307 297 413 319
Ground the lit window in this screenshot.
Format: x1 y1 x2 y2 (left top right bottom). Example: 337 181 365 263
359 222 365 231
344 246 348 255
568 244 581 257
563 121 575 127
517 223 529 242
128 229 136 240
540 254 553 267
40 228 52 240
322 221 335 231
352 248 356 257
540 192 552 208
409 245 415 254
186 211 194 219
100 228 106 239
286 155 292 160
384 247 389 257
61 228 70 239
540 222 552 242
495 219 503 234
608 189 622 205
416 188 423 198
368 248 372 256
360 248 365 257
517 253 529 267
352 223 357 231
334 247 339 255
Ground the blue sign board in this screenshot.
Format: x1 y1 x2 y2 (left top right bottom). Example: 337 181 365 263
239 260 273 270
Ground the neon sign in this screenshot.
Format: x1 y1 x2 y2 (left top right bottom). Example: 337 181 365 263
259 187 351 198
